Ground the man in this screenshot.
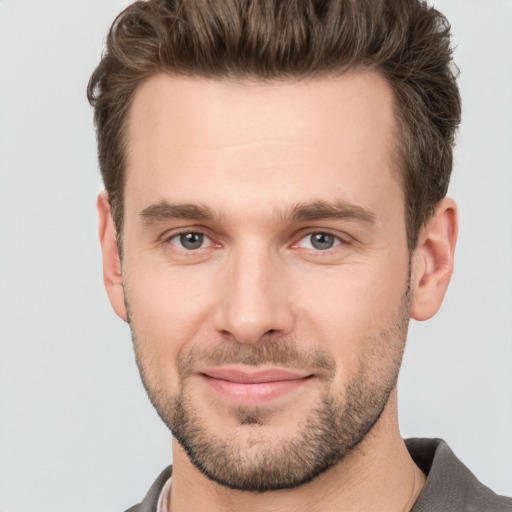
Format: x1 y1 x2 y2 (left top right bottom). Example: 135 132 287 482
88 0 511 511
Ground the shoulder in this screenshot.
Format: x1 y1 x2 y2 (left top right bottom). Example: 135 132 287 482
123 465 173 512
407 438 512 512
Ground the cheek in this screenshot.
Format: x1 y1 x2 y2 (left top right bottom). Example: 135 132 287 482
293 255 410 365
124 261 218 385
125 251 216 325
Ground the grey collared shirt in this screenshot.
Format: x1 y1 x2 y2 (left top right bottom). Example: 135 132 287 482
126 438 512 512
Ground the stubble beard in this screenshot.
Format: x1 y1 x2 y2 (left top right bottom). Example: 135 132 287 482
129 285 410 492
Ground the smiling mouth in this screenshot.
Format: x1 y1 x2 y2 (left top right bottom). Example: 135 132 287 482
199 367 314 404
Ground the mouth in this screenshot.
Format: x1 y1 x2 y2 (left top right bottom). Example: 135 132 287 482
199 367 314 405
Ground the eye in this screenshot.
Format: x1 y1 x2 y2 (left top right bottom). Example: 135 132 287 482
297 232 342 251
168 232 210 250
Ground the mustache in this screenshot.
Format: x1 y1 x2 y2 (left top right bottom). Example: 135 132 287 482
177 337 336 380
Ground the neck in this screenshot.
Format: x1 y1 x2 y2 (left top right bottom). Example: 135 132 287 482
168 391 425 512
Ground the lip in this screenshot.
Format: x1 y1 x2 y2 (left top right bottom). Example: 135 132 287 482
199 367 313 405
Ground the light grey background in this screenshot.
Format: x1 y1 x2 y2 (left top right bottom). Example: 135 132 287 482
0 1 510 511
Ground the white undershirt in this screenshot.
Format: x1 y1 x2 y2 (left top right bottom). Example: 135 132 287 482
156 476 172 512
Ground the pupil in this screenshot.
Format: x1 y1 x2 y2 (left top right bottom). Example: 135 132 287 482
311 233 334 250
180 232 203 250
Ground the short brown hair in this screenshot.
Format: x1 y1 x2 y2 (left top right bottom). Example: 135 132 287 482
87 0 461 252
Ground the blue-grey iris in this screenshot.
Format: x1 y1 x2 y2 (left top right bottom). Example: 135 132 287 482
181 232 204 250
310 233 335 250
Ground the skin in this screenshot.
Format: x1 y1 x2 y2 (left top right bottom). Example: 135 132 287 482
98 71 457 511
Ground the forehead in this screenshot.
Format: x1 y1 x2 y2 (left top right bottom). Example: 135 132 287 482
124 72 402 221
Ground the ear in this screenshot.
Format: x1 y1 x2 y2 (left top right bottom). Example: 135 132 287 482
410 197 458 321
97 191 128 321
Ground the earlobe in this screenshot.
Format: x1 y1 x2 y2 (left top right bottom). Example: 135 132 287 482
410 198 458 321
97 191 128 321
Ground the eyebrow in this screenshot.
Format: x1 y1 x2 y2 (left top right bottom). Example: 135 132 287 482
139 199 376 226
289 200 376 224
139 202 214 225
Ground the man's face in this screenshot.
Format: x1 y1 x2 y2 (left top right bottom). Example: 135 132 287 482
119 72 412 490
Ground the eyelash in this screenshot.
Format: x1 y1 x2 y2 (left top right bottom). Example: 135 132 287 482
164 230 347 253
293 232 344 251
165 231 216 251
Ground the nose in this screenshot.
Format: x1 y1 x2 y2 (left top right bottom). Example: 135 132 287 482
213 247 295 344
